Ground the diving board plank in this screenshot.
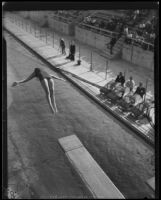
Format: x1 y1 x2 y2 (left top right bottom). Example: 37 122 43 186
58 135 125 199
146 177 155 191
59 134 83 152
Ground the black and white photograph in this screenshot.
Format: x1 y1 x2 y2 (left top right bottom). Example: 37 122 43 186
2 1 159 199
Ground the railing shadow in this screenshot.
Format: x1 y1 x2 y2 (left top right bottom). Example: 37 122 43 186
46 54 63 60
55 61 71 68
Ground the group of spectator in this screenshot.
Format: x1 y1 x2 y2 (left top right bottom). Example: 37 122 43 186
106 72 146 106
56 10 157 53
124 10 149 26
123 12 158 51
124 20 156 51
83 15 124 33
82 10 157 52
55 10 82 21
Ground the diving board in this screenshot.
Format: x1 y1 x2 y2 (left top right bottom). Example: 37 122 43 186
58 135 125 199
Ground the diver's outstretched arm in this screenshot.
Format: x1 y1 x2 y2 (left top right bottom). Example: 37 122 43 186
12 72 36 87
50 74 66 81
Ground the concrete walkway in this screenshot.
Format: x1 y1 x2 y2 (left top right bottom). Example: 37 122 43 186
4 13 154 99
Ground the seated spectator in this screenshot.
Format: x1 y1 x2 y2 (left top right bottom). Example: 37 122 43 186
150 32 155 40
115 72 125 86
124 26 129 35
124 76 135 92
133 10 140 20
107 72 125 90
125 32 133 44
134 82 146 99
145 21 152 33
139 23 146 29
133 82 146 106
135 10 140 15
123 76 135 99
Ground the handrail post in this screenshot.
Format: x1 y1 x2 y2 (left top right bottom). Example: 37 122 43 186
77 45 81 65
53 31 54 48
21 19 23 29
105 60 108 80
79 45 80 60
52 20 55 48
34 23 36 37
46 29 47 44
131 39 134 62
39 27 41 40
30 22 32 34
90 51 93 71
26 20 28 32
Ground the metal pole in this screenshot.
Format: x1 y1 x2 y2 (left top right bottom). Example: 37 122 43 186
18 17 20 26
143 79 148 103
79 46 80 60
26 20 28 32
39 27 41 40
15 15 16 24
105 60 108 79
131 39 134 62
34 24 36 37
46 29 47 44
90 51 93 71
53 31 54 48
30 22 32 34
147 44 149 51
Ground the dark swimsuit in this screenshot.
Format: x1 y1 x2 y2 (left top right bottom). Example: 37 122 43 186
35 69 52 82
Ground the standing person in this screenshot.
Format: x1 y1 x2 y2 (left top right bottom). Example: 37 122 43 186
66 41 76 61
12 68 65 114
59 38 66 55
106 37 117 54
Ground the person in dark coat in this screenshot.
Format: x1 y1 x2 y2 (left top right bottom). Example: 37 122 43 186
66 41 76 61
59 38 66 55
106 37 117 54
115 72 125 86
109 72 125 91
134 82 146 98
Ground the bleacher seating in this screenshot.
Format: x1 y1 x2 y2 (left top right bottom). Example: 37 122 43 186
22 10 158 52
54 9 157 52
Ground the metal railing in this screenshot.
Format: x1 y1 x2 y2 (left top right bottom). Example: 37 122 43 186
52 14 73 24
78 22 119 38
5 13 154 82
125 35 154 52
5 13 110 80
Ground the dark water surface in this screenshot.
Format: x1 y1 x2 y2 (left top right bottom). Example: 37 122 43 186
6 33 154 199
